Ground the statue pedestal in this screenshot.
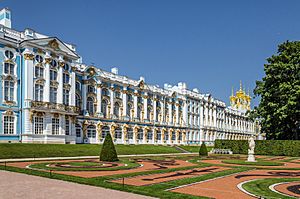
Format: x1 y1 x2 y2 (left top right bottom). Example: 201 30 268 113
247 153 256 162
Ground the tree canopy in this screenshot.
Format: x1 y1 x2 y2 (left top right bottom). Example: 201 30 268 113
253 41 300 140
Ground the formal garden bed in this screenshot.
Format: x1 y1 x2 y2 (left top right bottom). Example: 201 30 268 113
221 159 284 166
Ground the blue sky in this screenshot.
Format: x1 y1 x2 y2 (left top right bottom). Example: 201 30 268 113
2 0 300 107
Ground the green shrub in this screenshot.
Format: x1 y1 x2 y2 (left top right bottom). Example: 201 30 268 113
215 140 300 157
100 133 119 162
199 143 208 156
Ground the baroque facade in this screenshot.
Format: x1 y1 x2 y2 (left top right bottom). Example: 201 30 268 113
0 8 261 144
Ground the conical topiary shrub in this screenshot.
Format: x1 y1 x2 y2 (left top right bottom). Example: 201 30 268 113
199 143 208 156
100 133 119 162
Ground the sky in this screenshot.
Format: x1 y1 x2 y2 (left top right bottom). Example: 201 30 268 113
2 0 300 107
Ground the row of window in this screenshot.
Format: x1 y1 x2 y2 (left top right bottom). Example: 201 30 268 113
33 117 70 135
34 84 70 105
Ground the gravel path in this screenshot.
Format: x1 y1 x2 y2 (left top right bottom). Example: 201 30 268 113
0 170 155 199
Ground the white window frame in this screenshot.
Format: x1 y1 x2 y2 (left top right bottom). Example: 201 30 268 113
52 118 59 135
3 114 16 135
34 116 44 134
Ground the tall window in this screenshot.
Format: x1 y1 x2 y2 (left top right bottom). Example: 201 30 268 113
76 82 81 91
4 80 14 101
138 129 143 140
101 126 109 139
164 132 169 141
147 130 153 140
64 63 70 71
75 94 81 107
35 65 44 78
50 87 57 103
137 106 142 120
34 117 43 134
114 102 120 117
63 89 69 105
87 125 96 138
127 128 133 139
52 118 59 135
156 130 161 140
63 73 70 84
88 85 95 93
50 69 57 81
65 118 70 135
87 97 94 115
101 99 108 117
127 103 132 117
5 50 14 59
76 124 81 137
102 88 109 96
115 127 122 139
50 59 57 68
35 84 43 101
4 63 14 75
115 91 121 99
3 116 14 134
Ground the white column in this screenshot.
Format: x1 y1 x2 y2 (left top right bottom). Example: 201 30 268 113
134 91 138 118
153 97 157 121
70 70 76 106
44 53 50 102
110 87 114 116
122 88 127 117
143 93 148 120
175 102 179 124
82 81 87 114
183 99 188 125
57 65 63 104
96 85 102 115
168 100 172 124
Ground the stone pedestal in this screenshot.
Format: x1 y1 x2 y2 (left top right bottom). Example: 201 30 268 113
247 153 256 162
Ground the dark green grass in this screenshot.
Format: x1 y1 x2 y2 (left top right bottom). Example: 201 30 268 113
0 144 180 159
222 159 284 166
242 178 300 199
0 162 250 199
29 159 140 171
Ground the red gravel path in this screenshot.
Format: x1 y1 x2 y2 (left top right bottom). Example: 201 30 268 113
111 166 230 186
274 181 300 198
171 169 300 199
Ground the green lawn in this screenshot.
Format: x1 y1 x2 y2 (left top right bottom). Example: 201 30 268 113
0 161 250 199
178 145 214 153
0 144 181 159
242 178 300 199
222 159 284 166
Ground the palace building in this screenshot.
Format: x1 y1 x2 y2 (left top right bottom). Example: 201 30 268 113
0 8 261 144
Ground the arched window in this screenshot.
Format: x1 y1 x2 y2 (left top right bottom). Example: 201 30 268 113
35 84 43 101
63 73 70 84
115 127 122 139
127 103 132 117
137 105 142 120
179 132 182 141
76 81 81 91
147 107 152 120
137 129 143 140
171 132 176 140
4 80 14 101
164 131 169 141
127 128 133 139
63 89 69 105
115 91 121 99
101 126 110 139
88 85 95 93
87 125 96 138
102 88 109 96
101 99 108 117
147 130 153 140
114 102 120 117
64 63 70 71
5 50 14 59
50 69 57 81
50 87 57 103
156 130 161 140
127 94 133 102
4 63 14 75
87 97 94 115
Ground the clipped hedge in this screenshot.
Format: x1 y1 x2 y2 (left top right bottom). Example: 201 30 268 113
214 140 300 157
100 133 119 162
199 143 208 156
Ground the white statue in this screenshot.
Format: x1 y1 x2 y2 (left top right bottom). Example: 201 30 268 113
247 136 256 162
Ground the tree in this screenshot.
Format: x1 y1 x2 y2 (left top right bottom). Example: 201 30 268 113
199 143 208 156
100 133 119 162
253 41 300 140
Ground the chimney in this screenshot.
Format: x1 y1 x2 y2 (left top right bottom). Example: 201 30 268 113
111 67 118 75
